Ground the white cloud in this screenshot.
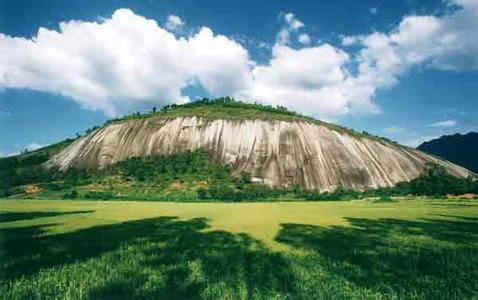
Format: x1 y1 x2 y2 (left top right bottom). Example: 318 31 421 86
430 119 457 127
343 0 478 96
298 33 311 45
284 13 304 30
1 2 478 120
277 13 305 45
383 125 404 134
0 9 252 116
234 12 382 118
370 7 378 15
0 9 378 119
165 15 184 31
245 0 478 117
341 35 361 46
237 44 380 117
326 0 478 121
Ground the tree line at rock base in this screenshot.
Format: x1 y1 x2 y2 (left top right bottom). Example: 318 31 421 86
1 148 477 201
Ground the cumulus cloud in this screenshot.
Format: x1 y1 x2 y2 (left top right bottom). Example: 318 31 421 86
165 15 184 31
343 0 478 94
277 13 305 45
341 35 360 47
0 9 252 116
318 0 478 120
430 119 457 127
1 1 478 119
0 9 377 119
284 13 304 30
245 0 478 117
298 33 311 45
232 12 381 117
237 44 380 117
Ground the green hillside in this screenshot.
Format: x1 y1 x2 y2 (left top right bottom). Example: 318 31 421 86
0 139 74 196
1 149 293 201
1 98 476 201
2 146 477 201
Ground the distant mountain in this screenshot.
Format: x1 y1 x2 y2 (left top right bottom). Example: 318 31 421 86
418 132 478 173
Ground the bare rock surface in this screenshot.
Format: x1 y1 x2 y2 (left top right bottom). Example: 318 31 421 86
45 117 472 191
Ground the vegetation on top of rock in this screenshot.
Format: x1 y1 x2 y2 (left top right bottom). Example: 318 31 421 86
103 97 397 143
107 97 312 123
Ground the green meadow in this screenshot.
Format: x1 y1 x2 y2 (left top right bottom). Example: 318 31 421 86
1 199 477 299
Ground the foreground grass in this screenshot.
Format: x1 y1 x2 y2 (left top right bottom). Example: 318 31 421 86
0 199 477 299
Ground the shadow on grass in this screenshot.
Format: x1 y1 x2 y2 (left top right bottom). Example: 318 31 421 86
429 203 478 208
433 214 478 222
0 210 94 223
0 216 295 298
2 212 477 298
276 217 478 298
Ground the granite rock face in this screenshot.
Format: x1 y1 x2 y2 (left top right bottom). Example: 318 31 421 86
45 117 472 191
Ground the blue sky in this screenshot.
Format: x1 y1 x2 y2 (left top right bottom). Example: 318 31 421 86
1 0 477 156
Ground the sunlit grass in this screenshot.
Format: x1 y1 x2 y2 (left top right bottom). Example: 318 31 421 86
1 199 477 298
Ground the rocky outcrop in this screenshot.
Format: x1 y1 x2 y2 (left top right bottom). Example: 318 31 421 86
45 116 472 191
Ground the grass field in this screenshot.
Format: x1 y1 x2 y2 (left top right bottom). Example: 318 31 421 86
1 199 477 299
